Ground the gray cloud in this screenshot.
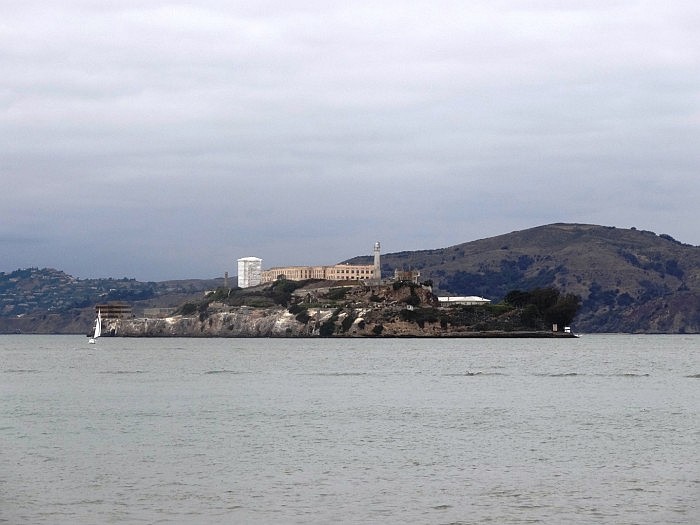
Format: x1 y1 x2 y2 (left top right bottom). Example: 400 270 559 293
1 1 698 280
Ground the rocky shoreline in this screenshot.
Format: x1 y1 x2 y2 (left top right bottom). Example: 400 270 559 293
104 306 577 338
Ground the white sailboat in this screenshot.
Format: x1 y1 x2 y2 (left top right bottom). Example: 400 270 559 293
88 309 102 344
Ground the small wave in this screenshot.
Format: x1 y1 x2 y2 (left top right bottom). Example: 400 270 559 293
99 370 146 375
536 372 581 377
591 373 650 377
4 369 40 373
444 372 481 376
685 373 700 378
432 504 453 510
204 370 242 375
53 499 105 506
443 372 507 377
311 372 367 377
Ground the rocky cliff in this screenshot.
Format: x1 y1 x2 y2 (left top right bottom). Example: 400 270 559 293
112 307 313 337
109 308 572 338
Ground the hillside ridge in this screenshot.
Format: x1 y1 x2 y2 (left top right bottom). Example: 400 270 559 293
347 223 700 333
2 223 699 333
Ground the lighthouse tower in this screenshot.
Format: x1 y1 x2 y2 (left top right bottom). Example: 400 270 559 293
373 241 381 282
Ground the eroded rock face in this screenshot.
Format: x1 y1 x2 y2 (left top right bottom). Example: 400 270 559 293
109 305 572 338
116 309 288 337
111 305 422 338
112 307 342 337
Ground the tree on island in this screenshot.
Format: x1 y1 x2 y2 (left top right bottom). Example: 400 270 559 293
505 287 581 328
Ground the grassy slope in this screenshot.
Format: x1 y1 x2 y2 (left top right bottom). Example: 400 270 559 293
348 223 700 333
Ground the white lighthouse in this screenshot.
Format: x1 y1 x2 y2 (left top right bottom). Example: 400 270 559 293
373 241 381 282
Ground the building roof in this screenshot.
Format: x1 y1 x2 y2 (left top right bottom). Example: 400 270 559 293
437 296 491 303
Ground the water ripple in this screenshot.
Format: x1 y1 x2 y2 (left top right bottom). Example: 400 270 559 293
99 370 146 374
443 372 508 377
308 372 368 377
2 334 698 525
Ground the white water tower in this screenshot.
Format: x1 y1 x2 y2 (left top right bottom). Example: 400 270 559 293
237 257 262 288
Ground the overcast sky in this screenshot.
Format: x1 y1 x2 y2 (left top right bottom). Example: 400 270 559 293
2 1 699 280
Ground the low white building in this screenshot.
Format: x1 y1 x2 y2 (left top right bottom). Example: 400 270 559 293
438 296 491 306
237 257 262 288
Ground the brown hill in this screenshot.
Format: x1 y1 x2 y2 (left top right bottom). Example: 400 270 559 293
4 224 699 334
347 223 700 333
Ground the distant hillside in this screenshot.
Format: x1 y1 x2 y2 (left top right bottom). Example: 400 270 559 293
4 224 700 334
347 223 700 333
0 268 225 334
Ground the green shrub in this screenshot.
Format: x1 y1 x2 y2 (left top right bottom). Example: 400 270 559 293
341 312 356 332
326 287 350 300
318 308 341 336
288 303 305 315
295 311 311 324
403 294 421 306
244 297 276 308
521 304 540 328
319 320 336 336
486 303 513 316
400 307 439 328
180 303 197 315
209 287 229 302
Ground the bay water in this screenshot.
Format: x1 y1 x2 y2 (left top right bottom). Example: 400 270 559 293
1 334 698 524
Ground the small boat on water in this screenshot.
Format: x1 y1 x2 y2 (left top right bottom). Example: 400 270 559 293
88 310 102 344
564 326 580 338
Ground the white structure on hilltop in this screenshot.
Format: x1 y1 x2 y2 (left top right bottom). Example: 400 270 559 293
237 257 262 288
437 296 491 306
373 241 381 281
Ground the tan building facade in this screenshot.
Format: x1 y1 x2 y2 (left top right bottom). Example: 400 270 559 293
95 302 132 320
261 264 376 283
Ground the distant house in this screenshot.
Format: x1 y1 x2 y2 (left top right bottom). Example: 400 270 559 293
393 269 420 284
95 302 132 319
438 296 491 306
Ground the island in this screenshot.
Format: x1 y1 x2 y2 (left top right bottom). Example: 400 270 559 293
105 279 580 338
